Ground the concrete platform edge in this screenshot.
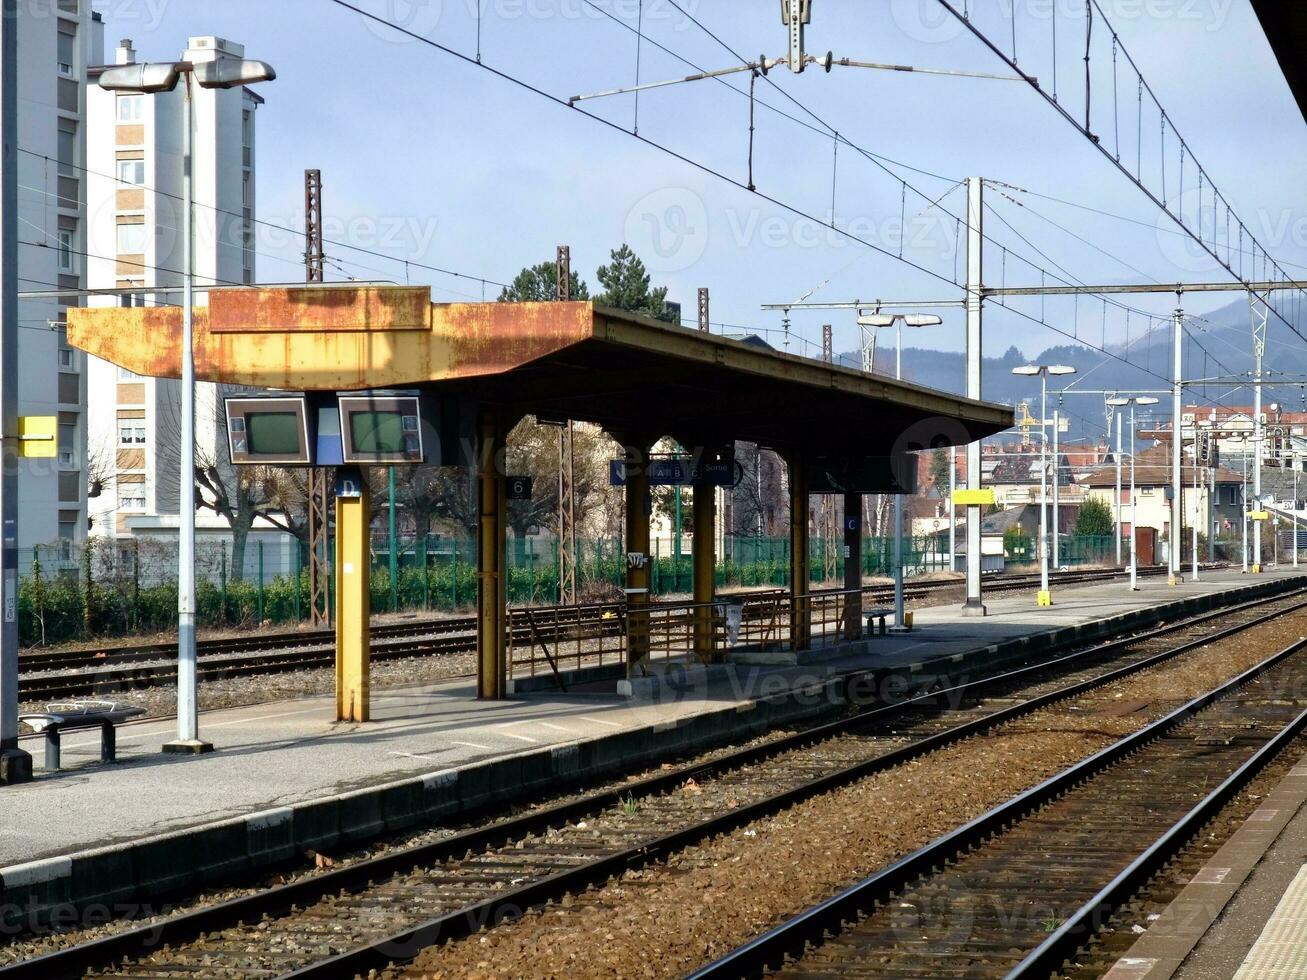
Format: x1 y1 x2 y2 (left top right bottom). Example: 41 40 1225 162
2 574 1301 926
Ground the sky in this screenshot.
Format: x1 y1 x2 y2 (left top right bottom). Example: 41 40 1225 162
92 0 1307 387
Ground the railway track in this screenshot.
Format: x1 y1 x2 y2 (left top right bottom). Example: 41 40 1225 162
1 577 1286 980
694 625 1307 979
15 565 1183 703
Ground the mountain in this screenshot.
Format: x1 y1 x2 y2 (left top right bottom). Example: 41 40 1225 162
844 296 1307 441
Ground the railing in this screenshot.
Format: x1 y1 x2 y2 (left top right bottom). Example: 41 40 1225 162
505 601 626 684
505 584 891 681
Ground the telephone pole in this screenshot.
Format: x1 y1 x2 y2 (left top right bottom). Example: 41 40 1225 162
305 169 331 625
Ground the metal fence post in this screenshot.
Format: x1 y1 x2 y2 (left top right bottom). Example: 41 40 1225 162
451 537 458 609
293 539 301 622
257 540 265 623
82 539 93 637
219 541 227 626
420 535 429 610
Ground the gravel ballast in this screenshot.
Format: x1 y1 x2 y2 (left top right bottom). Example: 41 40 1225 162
395 611 1307 979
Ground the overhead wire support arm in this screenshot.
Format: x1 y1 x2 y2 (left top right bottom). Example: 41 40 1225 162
568 55 1029 105
568 60 779 105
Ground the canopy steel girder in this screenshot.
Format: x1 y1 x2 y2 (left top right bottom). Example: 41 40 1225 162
67 286 1012 459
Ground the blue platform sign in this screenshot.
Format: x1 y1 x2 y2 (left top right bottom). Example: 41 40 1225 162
610 457 735 487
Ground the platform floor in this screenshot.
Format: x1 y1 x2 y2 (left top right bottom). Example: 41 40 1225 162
1 565 1302 869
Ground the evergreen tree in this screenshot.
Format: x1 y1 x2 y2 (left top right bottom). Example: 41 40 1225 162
595 244 677 322
498 261 589 302
1075 497 1115 536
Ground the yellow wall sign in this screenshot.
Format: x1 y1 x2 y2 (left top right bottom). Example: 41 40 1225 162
17 416 56 459
953 489 996 506
1248 510 1270 520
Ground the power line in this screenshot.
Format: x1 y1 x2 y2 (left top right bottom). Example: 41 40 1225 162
17 146 511 292
930 0 1307 350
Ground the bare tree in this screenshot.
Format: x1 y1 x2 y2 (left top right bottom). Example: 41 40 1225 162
154 382 300 582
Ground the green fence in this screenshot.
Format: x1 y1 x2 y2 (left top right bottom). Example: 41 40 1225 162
18 532 1125 647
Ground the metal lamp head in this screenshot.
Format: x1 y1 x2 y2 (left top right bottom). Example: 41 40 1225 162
856 313 896 328
98 61 181 93
1047 364 1077 376
1136 397 1160 406
903 313 943 328
194 58 276 90
1011 364 1041 377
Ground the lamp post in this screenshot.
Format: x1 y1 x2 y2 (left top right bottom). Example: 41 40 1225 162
99 55 275 755
1107 396 1158 591
1013 364 1077 605
858 311 942 631
1235 433 1262 574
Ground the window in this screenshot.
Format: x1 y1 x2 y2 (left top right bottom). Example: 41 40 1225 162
242 172 252 206
58 422 75 466
58 471 79 503
57 229 75 272
57 372 79 404
116 223 147 254
242 108 252 146
116 159 144 186
58 348 73 369
57 27 76 76
116 94 144 123
57 123 76 177
119 492 145 511
117 365 138 380
118 421 145 445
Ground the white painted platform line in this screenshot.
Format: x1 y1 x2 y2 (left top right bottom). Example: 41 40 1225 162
1234 863 1307 979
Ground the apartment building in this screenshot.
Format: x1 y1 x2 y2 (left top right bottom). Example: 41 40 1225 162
84 35 261 543
15 0 100 560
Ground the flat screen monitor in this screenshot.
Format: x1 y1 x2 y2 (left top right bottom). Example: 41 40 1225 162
225 396 312 465
339 394 424 464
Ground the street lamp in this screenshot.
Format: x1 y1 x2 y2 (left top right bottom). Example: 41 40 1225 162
1013 364 1077 606
1107 396 1159 590
99 55 275 755
858 311 943 631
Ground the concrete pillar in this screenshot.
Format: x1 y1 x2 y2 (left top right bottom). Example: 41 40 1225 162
477 409 507 699
790 458 811 651
843 491 862 641
692 474 717 660
335 468 371 722
624 444 652 675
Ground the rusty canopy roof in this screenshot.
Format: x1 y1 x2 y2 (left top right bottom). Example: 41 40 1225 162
68 285 1012 457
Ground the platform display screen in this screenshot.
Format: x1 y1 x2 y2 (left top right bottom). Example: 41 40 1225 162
349 411 408 455
246 412 303 456
224 395 313 465
339 394 424 464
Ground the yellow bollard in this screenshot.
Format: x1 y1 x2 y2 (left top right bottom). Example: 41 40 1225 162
335 469 371 722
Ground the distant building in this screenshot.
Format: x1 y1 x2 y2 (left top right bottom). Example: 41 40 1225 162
83 37 285 569
15 1 100 563
1080 444 1244 544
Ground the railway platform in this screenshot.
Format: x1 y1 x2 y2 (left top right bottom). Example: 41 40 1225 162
2 566 1305 924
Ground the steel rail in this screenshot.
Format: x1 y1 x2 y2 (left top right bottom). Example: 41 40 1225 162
5 579 1284 980
1006 717 1307 977
689 637 1307 978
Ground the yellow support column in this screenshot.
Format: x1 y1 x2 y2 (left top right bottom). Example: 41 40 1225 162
692 475 717 661
335 469 371 722
625 445 652 676
790 457 811 652
477 410 508 699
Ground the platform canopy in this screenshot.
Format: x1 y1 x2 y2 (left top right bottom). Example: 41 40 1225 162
68 285 1012 459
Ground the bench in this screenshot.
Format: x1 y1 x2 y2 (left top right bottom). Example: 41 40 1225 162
865 607 895 636
19 701 146 771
